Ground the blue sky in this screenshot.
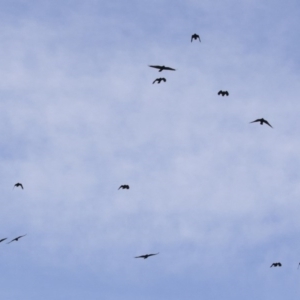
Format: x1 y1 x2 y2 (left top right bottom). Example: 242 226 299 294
1 0 300 299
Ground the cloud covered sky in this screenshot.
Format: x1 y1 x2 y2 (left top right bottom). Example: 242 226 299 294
1 0 300 299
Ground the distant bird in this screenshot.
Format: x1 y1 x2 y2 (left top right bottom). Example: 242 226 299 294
149 65 176 72
135 253 159 259
7 234 26 244
191 33 201 42
218 90 229 96
13 183 23 189
0 238 7 243
153 78 166 84
250 118 273 128
118 185 130 190
270 262 282 267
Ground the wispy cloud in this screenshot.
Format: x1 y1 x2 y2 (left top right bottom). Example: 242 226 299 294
0 0 300 299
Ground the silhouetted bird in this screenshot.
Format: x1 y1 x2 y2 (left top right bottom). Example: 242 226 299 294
149 65 176 72
218 90 229 96
191 33 201 42
153 78 166 84
135 253 159 259
270 262 282 267
13 183 23 189
7 234 26 244
118 185 129 190
250 118 273 128
0 238 7 243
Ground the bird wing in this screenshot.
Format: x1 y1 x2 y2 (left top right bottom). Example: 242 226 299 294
163 66 176 71
250 119 261 123
218 91 222 95
118 186 123 190
20 184 24 189
191 36 193 42
162 78 166 82
152 79 158 84
263 120 273 128
148 252 159 257
270 263 275 267
149 65 162 69
0 238 7 243
17 234 26 239
135 255 146 259
225 91 229 96
199 36 201 42
7 239 16 244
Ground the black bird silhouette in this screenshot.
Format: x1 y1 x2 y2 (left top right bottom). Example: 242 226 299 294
191 33 201 42
153 78 166 84
135 253 159 259
218 90 229 96
250 118 273 128
149 65 176 72
0 238 7 243
13 182 23 189
118 185 129 190
270 262 282 267
7 234 26 244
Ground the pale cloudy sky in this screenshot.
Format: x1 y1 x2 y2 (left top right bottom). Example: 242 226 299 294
1 0 300 299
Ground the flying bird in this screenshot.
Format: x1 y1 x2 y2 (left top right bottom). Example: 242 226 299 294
0 238 7 243
7 234 27 244
118 185 130 190
135 253 159 259
13 182 23 189
191 33 201 42
149 65 176 72
218 90 229 96
250 118 273 128
270 262 282 267
152 78 166 84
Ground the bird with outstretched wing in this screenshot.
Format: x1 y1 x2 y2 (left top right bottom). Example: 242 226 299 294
13 183 24 189
152 78 166 84
250 118 273 128
7 234 27 244
118 185 130 190
270 262 282 267
149 65 176 72
135 253 159 259
218 90 229 96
